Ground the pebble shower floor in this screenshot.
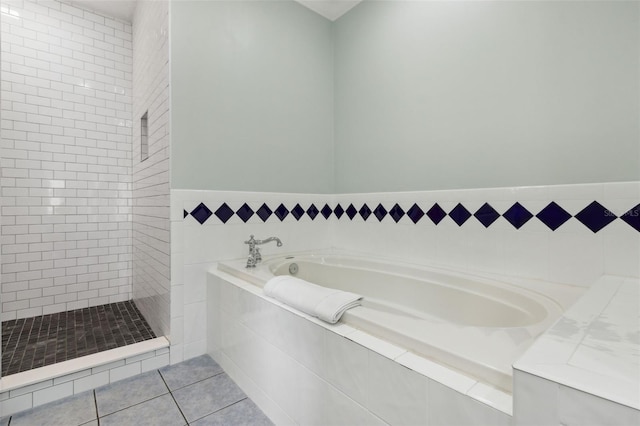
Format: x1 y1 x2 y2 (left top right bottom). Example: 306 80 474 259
1 301 156 376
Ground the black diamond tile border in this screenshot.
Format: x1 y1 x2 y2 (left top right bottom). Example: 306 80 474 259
407 204 424 224
191 203 213 225
345 204 357 220
1 301 156 376
575 201 617 233
274 204 289 221
307 204 319 220
389 204 405 223
236 203 254 223
536 202 572 231
213 203 233 224
474 203 500 228
427 203 447 225
621 204 640 232
449 203 471 226
183 200 639 234
291 204 305 221
256 203 272 222
321 204 333 219
359 204 372 221
374 204 387 222
503 202 533 229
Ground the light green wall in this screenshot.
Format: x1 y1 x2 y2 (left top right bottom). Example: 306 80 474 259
171 0 334 192
333 1 640 192
171 1 639 193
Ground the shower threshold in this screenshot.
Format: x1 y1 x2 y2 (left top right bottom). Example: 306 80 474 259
0 336 169 396
2 301 157 377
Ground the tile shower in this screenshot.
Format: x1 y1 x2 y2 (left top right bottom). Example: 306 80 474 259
0 0 169 400
1 0 133 322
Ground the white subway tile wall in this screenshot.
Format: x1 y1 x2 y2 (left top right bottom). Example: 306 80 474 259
131 0 170 338
1 0 133 321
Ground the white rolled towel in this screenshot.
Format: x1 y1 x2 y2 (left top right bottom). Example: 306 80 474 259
264 275 362 324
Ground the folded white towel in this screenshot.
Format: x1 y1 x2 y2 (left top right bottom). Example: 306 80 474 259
264 275 362 324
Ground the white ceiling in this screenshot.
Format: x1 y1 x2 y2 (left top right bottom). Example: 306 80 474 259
68 0 362 23
296 0 361 21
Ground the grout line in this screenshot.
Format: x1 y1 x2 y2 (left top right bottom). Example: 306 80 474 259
177 371 226 392
97 394 170 420
93 390 100 426
188 397 248 425
92 371 170 419
159 370 190 425
161 369 226 393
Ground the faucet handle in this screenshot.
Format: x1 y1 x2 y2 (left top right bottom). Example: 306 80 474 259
244 235 256 245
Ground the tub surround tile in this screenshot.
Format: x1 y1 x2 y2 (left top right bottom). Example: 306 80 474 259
428 380 511 426
260 341 304 420
367 351 428 425
211 268 517 420
278 311 326 377
467 382 513 416
513 371 559 425
348 330 406 360
514 276 640 411
396 352 476 396
514 370 640 426
295 367 331 426
183 184 639 425
324 332 369 408
212 351 294 426
557 384 640 426
324 385 388 426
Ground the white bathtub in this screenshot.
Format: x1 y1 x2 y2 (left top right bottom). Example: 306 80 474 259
218 253 569 392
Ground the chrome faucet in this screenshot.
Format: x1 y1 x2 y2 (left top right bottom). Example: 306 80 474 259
244 235 283 268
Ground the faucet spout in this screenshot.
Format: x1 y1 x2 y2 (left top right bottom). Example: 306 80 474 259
255 236 282 247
